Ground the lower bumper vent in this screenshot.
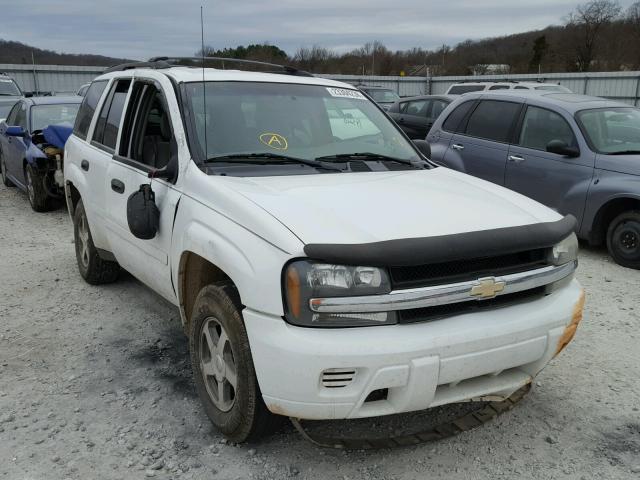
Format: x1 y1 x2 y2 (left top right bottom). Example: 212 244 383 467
321 368 356 388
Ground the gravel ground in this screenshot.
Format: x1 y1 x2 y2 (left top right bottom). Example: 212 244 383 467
1 182 639 480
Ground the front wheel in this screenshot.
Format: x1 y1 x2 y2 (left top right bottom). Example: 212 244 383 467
189 283 276 443
73 199 120 284
1 153 14 187
607 210 640 269
25 164 51 212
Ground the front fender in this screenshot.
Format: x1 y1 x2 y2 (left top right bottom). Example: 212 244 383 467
171 195 301 317
580 169 640 240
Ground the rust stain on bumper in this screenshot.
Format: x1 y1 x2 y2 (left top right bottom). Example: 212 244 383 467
555 289 585 357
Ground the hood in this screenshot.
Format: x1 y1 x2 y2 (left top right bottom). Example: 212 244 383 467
217 167 561 245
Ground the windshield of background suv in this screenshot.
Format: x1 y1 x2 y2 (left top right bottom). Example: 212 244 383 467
0 78 21 96
184 82 420 164
31 104 80 131
364 88 400 103
576 107 640 154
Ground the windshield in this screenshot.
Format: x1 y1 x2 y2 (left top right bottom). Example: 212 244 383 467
0 78 21 96
184 82 420 165
31 104 80 131
534 85 571 93
363 88 400 103
576 107 640 154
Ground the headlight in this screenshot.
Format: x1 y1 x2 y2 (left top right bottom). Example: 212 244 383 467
551 233 579 265
283 260 395 327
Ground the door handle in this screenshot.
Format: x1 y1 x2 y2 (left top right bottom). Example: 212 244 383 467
81 159 89 171
111 179 125 194
508 155 525 163
451 143 465 151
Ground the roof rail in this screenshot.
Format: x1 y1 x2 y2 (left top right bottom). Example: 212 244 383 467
104 56 313 77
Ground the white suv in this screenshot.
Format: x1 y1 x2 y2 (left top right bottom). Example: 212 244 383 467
64 58 584 443
446 81 571 95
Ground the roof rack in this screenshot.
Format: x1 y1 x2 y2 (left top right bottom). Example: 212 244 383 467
104 56 313 77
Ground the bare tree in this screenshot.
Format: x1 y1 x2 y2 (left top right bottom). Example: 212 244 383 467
626 2 640 66
567 0 622 71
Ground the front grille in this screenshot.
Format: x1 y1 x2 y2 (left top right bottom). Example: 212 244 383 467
389 248 549 289
398 287 546 324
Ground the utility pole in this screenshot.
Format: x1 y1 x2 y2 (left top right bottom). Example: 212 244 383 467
31 51 39 95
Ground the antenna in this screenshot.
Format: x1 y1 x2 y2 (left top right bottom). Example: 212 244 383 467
200 6 208 161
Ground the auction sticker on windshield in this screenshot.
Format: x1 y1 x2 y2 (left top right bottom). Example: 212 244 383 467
326 87 366 100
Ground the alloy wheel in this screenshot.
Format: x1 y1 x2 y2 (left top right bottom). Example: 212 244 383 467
25 167 35 205
77 211 90 268
199 317 237 412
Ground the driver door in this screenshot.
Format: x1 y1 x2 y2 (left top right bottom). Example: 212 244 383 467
103 79 181 302
505 105 594 223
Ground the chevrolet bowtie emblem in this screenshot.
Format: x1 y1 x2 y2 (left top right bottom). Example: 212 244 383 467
470 277 506 299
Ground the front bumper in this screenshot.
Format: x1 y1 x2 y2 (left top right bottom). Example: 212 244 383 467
245 279 584 420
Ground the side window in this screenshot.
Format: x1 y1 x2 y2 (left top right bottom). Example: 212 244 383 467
430 100 449 118
14 102 27 130
6 102 21 125
519 106 576 152
73 80 108 140
119 82 174 170
489 85 510 90
406 100 428 116
448 85 484 94
92 79 131 151
514 86 529 90
442 100 475 133
399 102 408 113
464 100 521 143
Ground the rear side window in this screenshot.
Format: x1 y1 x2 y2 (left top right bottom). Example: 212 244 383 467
92 79 131 151
464 100 521 143
448 85 485 94
73 80 108 140
442 100 475 133
514 86 529 90
489 85 510 90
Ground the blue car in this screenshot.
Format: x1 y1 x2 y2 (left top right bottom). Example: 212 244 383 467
0 96 81 211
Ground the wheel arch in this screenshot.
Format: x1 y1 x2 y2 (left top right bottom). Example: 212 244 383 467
177 251 238 333
589 196 640 245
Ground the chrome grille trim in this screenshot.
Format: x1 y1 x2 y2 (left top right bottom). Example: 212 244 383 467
309 261 576 314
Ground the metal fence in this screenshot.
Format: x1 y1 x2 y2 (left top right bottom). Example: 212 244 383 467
4 63 640 105
321 71 640 105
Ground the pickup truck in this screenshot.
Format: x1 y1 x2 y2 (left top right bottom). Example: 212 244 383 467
64 58 585 443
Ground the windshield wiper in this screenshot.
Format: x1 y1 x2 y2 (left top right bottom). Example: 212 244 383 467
315 152 426 168
607 150 640 155
203 153 343 172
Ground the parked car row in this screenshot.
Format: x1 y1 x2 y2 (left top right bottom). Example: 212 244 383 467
0 96 81 211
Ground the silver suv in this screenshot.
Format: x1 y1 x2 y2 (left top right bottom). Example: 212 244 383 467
0 73 23 121
428 91 640 269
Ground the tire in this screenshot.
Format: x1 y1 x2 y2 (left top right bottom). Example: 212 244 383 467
25 164 51 212
1 153 14 187
606 210 640 269
73 199 120 284
189 282 276 443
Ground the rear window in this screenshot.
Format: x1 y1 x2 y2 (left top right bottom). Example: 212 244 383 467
447 85 485 95
442 100 475 133
0 78 21 96
73 80 108 140
464 100 521 143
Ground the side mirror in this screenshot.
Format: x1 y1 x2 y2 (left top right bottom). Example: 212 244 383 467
546 139 579 157
6 126 26 138
127 184 160 240
413 139 431 158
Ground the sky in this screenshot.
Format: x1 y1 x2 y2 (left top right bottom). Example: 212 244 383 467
1 0 637 60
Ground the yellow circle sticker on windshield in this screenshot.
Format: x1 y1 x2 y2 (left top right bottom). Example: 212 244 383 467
259 132 288 150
